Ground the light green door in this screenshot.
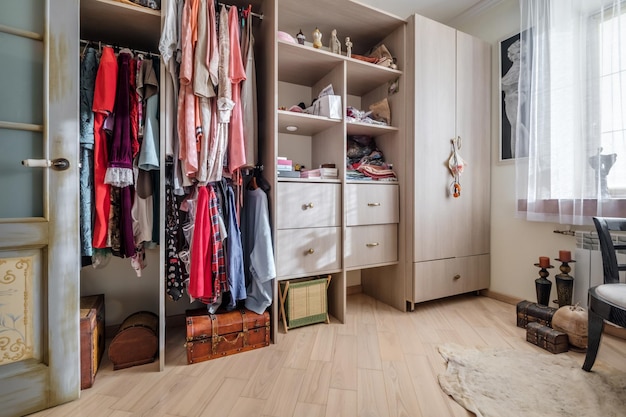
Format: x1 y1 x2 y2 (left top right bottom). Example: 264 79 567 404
0 1 80 416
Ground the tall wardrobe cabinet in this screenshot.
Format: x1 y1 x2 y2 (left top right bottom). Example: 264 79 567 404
405 14 491 306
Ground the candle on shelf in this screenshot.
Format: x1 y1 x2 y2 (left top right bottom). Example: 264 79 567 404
539 256 550 268
559 250 572 262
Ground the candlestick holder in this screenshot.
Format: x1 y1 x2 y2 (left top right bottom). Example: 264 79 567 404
534 262 553 306
554 258 575 307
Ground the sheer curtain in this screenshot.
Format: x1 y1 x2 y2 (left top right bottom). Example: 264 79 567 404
516 0 626 225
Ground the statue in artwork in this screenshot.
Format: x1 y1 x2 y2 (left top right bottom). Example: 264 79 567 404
345 37 352 57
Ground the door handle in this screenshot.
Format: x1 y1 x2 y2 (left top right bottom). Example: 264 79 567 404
22 158 70 171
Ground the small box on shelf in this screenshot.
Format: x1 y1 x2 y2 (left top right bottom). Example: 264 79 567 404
313 95 342 119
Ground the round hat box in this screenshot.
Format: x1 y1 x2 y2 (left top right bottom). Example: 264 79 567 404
551 304 588 349
108 311 159 370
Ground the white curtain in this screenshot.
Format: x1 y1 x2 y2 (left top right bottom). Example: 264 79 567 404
516 0 626 225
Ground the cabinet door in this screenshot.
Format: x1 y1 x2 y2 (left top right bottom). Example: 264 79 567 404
411 15 457 262
455 31 491 258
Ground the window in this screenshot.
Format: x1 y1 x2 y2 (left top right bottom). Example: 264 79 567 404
516 0 626 225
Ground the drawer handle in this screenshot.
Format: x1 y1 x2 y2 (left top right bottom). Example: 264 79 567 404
453 274 461 280
366 242 380 247
303 202 314 209
367 202 381 207
306 248 315 254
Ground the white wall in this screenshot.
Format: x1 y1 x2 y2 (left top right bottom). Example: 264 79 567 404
451 0 589 304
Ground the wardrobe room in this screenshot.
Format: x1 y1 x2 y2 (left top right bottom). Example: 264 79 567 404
1 0 626 416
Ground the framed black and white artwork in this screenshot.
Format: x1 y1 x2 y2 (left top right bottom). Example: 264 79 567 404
499 31 529 161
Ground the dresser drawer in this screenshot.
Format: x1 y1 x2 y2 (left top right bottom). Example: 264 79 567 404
276 227 342 278
344 224 397 269
345 183 399 226
412 254 490 303
277 182 341 229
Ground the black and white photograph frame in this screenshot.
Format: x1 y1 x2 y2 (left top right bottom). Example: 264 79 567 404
499 31 528 162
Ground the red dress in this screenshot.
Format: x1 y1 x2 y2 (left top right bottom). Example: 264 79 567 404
92 46 117 249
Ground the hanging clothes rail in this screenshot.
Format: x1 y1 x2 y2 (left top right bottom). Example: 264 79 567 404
79 39 161 58
217 2 263 20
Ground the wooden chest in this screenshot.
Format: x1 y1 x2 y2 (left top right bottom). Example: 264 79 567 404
516 300 557 328
185 308 270 364
526 322 569 354
108 311 159 370
80 294 105 390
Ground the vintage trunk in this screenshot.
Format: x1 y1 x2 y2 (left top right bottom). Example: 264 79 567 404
516 300 558 328
108 311 159 370
526 322 569 354
185 308 270 364
80 294 105 389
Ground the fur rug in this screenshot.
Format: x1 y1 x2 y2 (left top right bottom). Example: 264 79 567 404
438 343 626 417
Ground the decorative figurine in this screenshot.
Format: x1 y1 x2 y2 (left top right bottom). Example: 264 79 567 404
296 29 305 45
312 28 322 49
329 29 341 54
345 36 352 57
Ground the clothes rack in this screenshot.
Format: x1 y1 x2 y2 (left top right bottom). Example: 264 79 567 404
217 2 263 20
79 39 161 58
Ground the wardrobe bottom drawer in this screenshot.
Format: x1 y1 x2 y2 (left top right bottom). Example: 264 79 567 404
276 227 341 278
344 224 397 269
412 254 489 303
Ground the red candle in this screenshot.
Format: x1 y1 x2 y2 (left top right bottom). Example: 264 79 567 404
539 256 550 268
559 250 571 262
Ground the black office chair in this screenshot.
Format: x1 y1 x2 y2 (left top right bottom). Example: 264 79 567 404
583 217 626 371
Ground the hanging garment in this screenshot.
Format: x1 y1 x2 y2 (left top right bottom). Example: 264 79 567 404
225 183 246 310
138 58 160 171
79 47 99 258
178 0 199 178
189 185 227 303
92 46 118 249
226 4 247 173
240 11 258 168
207 5 234 182
165 163 186 301
243 187 276 314
106 51 136 258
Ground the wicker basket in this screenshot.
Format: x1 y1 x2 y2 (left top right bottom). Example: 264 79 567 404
279 275 331 332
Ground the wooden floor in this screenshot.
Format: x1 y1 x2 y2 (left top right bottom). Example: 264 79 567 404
28 293 626 417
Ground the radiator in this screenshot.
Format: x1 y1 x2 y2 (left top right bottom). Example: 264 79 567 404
572 231 626 308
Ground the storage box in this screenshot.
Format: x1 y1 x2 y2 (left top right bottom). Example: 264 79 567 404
526 322 569 354
185 308 270 364
313 95 342 119
80 294 105 390
108 311 159 370
279 275 331 332
516 300 557 328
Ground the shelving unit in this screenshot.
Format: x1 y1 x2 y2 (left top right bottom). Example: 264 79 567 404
259 0 408 339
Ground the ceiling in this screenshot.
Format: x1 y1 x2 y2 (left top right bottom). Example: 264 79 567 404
355 0 493 23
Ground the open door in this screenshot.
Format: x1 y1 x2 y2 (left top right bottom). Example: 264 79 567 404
0 0 80 415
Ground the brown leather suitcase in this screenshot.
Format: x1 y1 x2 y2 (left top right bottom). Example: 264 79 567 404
80 294 105 389
526 322 569 354
516 300 557 328
185 308 270 364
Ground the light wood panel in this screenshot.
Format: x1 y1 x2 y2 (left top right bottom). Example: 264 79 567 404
29 293 626 417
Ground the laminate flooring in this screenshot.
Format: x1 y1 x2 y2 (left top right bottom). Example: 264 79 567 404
27 293 626 417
